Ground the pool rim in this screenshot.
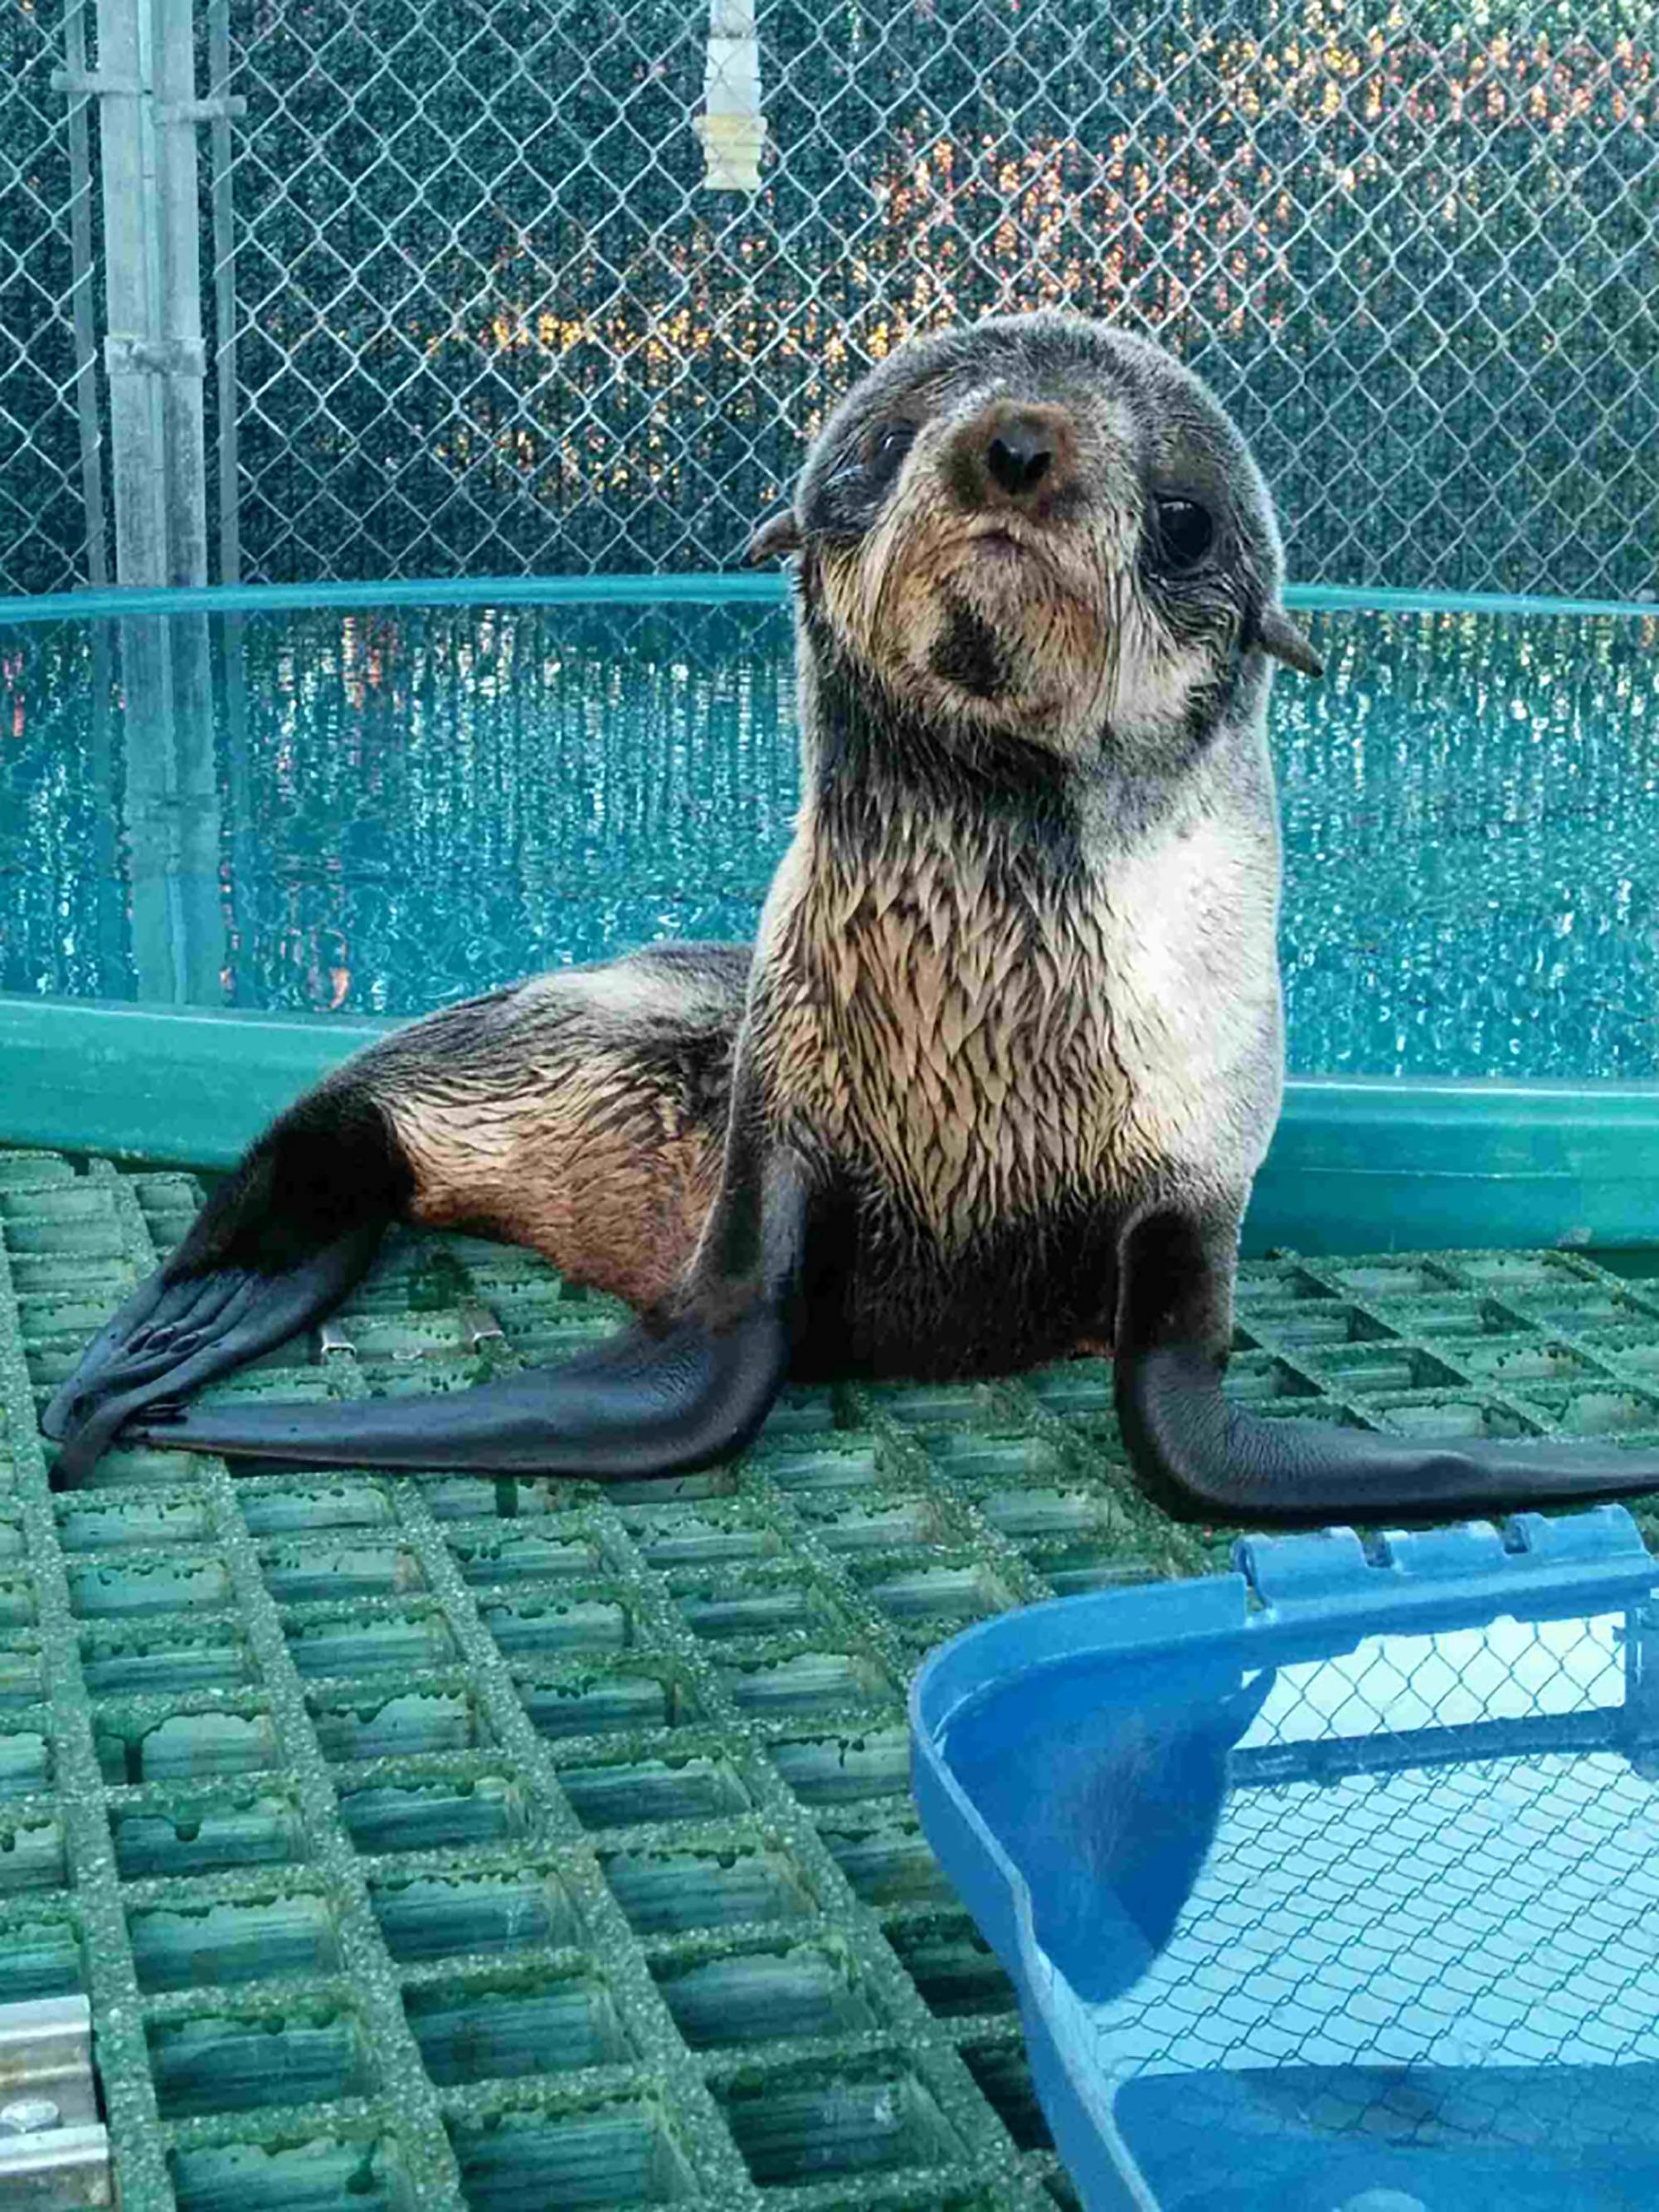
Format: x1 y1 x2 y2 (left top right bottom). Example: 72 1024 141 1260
5 992 1657 1258
1 574 1655 627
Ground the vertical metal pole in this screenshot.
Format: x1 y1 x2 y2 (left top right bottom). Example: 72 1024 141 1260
56 0 228 1006
61 0 109 588
152 0 207 587
80 0 213 587
149 0 222 999
123 608 226 1007
208 0 239 584
93 0 169 586
100 0 186 994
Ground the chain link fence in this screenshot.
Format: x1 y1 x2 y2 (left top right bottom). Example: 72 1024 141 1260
1 0 107 597
3 0 1657 596
1066 1602 1659 2182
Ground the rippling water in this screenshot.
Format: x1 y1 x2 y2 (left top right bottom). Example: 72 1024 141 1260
2 595 1656 1079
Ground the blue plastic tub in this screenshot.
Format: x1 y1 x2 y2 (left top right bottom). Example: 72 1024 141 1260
910 1507 1659 2210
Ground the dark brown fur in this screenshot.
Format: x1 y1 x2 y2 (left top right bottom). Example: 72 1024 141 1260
364 950 744 1311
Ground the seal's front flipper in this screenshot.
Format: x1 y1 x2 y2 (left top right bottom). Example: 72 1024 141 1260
120 1141 810 1483
1116 1208 1659 1524
46 1081 411 1488
124 1299 792 1476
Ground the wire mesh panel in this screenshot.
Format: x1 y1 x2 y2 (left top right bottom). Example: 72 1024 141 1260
0 0 106 596
2 3 1656 598
1053 1605 1659 2197
207 0 1659 593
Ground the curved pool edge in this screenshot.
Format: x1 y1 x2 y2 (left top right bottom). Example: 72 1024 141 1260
5 993 1657 1257
2 572 1655 626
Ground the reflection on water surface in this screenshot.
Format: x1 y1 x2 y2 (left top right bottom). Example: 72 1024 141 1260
2 596 1656 1078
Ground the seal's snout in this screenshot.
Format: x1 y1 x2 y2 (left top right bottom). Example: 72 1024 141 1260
952 401 1074 514
986 421 1053 497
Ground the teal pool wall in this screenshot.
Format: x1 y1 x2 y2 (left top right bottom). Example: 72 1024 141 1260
9 984 1659 1263
3 576 1657 1258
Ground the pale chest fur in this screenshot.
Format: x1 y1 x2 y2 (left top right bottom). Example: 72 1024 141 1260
761 805 1281 1249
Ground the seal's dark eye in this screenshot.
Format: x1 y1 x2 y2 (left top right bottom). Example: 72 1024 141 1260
868 421 916 476
1151 497 1215 572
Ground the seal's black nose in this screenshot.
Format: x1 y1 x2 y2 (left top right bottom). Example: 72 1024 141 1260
950 401 1074 513
986 425 1053 497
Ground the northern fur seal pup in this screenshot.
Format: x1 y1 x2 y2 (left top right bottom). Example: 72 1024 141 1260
45 314 1659 1516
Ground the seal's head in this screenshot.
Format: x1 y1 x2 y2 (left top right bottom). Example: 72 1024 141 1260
751 314 1320 766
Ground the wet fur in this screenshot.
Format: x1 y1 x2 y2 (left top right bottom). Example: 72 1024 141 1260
746 652 1278 1375
261 318 1285 1372
345 623 1279 1380
53 314 1305 1450
355 946 745 1312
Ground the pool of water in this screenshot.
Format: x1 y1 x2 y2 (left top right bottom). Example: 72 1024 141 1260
2 590 1656 1080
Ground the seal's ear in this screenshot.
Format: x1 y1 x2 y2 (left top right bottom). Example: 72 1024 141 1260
1257 606 1323 678
747 509 803 565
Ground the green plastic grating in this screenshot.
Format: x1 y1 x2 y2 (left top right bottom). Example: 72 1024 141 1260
2 1147 1658 2212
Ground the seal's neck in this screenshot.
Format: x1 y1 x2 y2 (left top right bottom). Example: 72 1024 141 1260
795 620 1218 882
800 628 1085 882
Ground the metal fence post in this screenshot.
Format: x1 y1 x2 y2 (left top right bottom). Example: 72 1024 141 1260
151 0 208 588
207 0 239 585
53 0 231 1000
81 0 168 584
59 0 225 587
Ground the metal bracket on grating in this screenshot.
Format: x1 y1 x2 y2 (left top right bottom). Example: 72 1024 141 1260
0 1996 113 2208
458 1304 508 1354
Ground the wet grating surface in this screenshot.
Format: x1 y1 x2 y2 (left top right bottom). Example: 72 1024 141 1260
2 1145 1657 2209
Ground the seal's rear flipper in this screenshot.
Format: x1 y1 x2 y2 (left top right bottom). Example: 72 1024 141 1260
46 1081 411 1489
72 1129 809 1487
46 1234 385 1488
120 1300 791 1478
1116 1208 1659 1524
